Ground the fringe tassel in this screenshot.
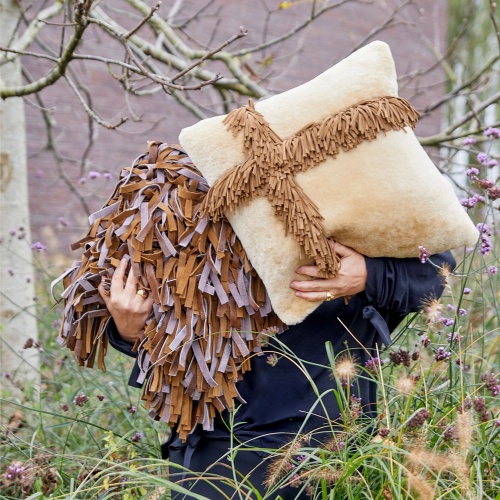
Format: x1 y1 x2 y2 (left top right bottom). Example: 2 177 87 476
54 143 285 441
202 96 420 277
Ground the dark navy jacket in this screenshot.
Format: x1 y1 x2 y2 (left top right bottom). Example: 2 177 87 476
107 252 455 448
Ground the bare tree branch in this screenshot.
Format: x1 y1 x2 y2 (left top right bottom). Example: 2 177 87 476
0 1 91 98
124 0 162 40
232 0 360 57
0 1 63 65
64 74 128 129
170 27 248 83
422 54 500 115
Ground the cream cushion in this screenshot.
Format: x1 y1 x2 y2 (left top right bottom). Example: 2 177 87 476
179 41 478 325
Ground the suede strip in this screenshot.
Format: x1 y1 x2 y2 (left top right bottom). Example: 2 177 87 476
55 143 285 441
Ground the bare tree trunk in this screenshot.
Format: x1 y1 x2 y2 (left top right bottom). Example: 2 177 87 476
0 0 39 400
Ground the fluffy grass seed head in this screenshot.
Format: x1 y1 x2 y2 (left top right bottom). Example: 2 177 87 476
264 436 308 489
406 471 435 500
407 449 453 473
421 297 443 323
332 354 358 386
395 377 417 396
456 411 473 452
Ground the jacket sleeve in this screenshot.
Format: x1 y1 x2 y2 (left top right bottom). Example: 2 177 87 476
105 318 137 358
362 250 456 317
105 318 143 388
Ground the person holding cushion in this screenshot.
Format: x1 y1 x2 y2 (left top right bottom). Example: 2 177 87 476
100 242 455 499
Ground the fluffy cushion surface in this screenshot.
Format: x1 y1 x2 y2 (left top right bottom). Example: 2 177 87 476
179 41 478 325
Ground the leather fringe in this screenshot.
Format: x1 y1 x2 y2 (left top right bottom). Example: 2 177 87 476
201 96 420 277
54 143 285 441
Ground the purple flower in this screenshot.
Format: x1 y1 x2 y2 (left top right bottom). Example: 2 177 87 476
58 217 69 226
487 159 499 168
389 349 412 367
378 428 390 438
129 405 137 414
463 287 471 295
418 246 430 264
488 187 500 200
477 223 492 255
462 137 477 146
78 178 87 185
458 396 472 413
479 225 492 236
481 372 500 397
466 167 479 180
30 241 47 252
489 266 498 275
104 172 113 180
461 194 484 208
421 335 431 348
364 357 383 376
477 153 489 165
484 127 500 138
459 308 467 316
478 178 495 189
73 393 89 406
131 432 142 442
473 396 487 413
447 304 456 311
88 171 101 179
407 408 431 429
434 347 452 361
447 332 463 342
441 318 454 327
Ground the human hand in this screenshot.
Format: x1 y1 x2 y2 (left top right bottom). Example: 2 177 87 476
98 257 154 344
289 241 367 302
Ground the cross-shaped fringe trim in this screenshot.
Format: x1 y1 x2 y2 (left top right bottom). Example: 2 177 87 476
201 96 420 277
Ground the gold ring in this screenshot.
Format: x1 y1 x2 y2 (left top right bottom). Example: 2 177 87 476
325 291 334 302
137 289 149 299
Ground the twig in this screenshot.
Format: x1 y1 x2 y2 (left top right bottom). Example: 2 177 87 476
351 0 413 53
170 89 208 120
89 7 256 95
489 0 500 51
64 74 128 129
232 0 352 57
122 0 268 96
0 1 90 98
66 66 97 175
124 42 222 90
22 67 92 216
124 1 162 40
419 119 500 147
0 1 63 65
422 55 500 115
39 20 78 27
170 27 248 83
0 46 58 62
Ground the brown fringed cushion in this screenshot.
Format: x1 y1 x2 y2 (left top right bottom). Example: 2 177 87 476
53 143 284 441
179 41 479 325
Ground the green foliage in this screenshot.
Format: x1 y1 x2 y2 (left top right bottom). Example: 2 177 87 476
1 181 499 498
